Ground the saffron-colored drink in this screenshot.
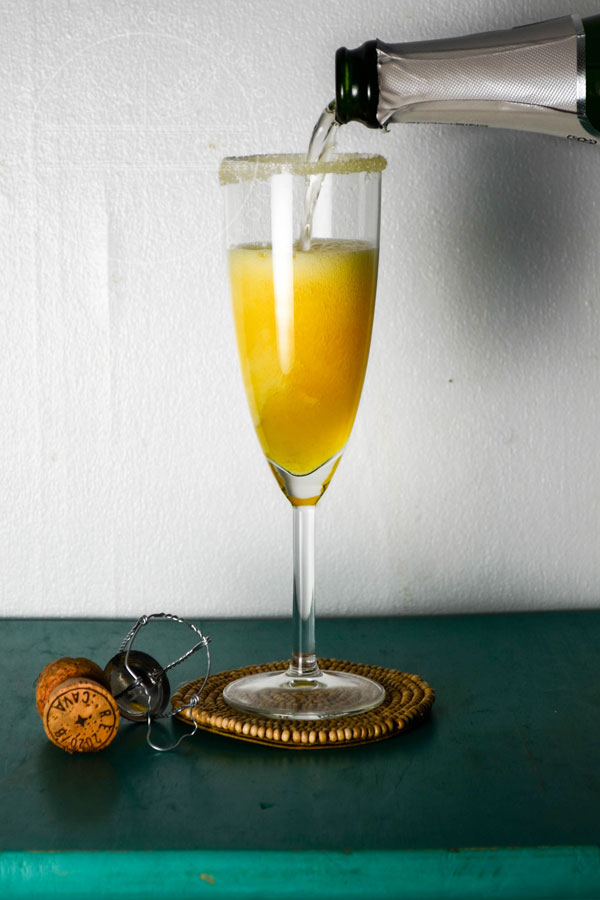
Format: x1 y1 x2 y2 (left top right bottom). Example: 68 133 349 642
229 238 377 491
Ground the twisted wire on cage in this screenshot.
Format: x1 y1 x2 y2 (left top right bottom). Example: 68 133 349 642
118 612 211 752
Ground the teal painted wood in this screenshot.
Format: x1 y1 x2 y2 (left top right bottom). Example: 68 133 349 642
1 847 600 899
2 613 600 896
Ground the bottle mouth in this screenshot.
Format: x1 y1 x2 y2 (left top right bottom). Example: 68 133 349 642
219 153 386 184
335 40 381 128
335 47 351 125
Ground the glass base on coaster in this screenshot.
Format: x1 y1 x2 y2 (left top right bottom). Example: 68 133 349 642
222 666 385 720
173 658 434 747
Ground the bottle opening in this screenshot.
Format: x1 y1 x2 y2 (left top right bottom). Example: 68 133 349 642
335 41 381 128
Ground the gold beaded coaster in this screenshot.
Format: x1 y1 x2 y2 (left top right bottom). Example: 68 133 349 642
173 658 434 749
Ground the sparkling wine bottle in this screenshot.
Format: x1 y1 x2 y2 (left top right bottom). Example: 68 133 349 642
335 14 600 144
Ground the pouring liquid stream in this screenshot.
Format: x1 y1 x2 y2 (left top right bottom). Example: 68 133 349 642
300 101 339 251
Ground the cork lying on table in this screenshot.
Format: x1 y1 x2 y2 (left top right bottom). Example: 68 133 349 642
35 656 120 754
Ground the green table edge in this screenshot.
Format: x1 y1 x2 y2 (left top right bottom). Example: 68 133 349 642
2 847 599 899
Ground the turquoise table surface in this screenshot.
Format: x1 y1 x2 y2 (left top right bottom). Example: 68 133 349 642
2 612 600 898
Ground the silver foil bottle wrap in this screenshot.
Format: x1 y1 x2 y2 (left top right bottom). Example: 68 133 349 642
376 15 599 142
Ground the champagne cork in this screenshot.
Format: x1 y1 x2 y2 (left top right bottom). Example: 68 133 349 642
35 657 120 754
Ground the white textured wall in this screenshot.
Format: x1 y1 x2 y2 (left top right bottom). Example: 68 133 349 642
1 0 599 619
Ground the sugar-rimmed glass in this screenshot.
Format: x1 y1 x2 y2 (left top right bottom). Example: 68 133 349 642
220 153 385 720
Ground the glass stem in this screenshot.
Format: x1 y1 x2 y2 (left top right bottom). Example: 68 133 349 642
287 505 321 679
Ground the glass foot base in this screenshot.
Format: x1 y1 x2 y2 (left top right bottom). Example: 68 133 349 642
222 668 385 720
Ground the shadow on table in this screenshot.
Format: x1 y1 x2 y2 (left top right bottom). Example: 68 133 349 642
37 742 120 823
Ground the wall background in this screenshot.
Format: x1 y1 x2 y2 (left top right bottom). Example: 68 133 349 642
1 0 599 619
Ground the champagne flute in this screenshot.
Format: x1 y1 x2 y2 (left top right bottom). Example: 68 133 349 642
220 152 386 720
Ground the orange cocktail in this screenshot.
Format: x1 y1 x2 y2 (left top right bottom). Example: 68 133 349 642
229 238 377 480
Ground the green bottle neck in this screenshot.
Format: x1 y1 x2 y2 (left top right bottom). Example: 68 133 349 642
335 40 380 128
583 15 600 133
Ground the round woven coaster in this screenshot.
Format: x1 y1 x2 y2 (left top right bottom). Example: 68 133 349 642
173 658 434 749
